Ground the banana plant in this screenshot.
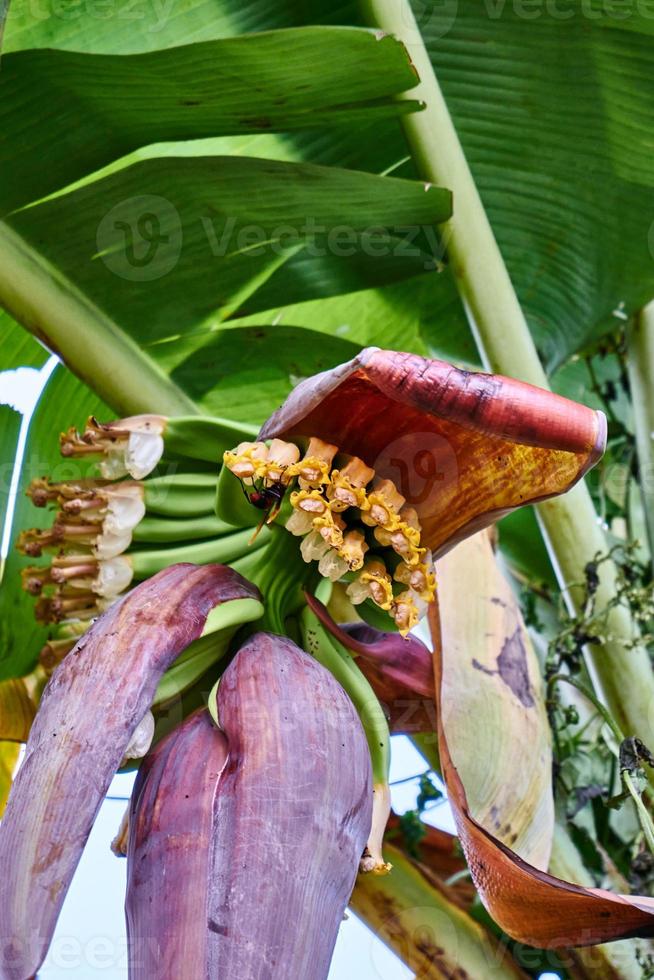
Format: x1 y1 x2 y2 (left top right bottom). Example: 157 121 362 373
3 0 654 976
0 345 615 978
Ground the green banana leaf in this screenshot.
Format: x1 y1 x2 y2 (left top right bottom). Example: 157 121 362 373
6 1 654 372
0 313 48 372
0 365 108 679
0 318 49 588
0 28 422 214
0 155 451 415
0 405 22 575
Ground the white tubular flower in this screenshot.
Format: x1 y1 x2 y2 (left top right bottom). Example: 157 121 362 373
223 442 269 483
346 560 394 610
123 711 155 761
300 530 331 564
61 415 166 481
317 550 349 582
61 556 133 597
93 527 134 560
93 557 134 596
337 530 368 572
122 428 165 481
265 439 301 485
287 437 338 490
285 509 315 537
102 485 146 535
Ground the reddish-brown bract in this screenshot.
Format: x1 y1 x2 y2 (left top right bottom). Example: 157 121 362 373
430 604 654 947
260 348 606 556
207 632 373 979
126 710 228 979
0 564 258 980
305 593 435 733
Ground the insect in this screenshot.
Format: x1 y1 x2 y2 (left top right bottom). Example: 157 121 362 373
241 480 287 537
244 483 286 512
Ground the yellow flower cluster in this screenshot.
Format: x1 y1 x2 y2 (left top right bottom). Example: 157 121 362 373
223 439 301 486
224 437 436 635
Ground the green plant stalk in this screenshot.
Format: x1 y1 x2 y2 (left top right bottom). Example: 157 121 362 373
301 603 392 871
548 673 654 852
627 303 654 559
0 223 196 417
360 0 654 750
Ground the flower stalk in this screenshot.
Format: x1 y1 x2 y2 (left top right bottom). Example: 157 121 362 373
627 303 654 559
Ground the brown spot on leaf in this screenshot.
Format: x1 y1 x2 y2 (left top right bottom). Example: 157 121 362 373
472 628 534 708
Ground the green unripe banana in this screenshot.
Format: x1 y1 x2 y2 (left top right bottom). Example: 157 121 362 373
130 528 269 580
132 514 235 545
154 596 263 706
164 416 259 464
143 473 218 517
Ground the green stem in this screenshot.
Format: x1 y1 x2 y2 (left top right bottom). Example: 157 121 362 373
235 526 309 634
549 673 654 850
0 223 196 417
547 673 623 744
627 304 654 559
360 0 654 752
624 772 654 855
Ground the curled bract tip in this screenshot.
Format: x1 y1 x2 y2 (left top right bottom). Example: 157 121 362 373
260 348 606 556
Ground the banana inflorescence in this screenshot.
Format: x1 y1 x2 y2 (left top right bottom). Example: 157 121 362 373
208 632 372 976
222 436 437 635
126 634 372 979
13 411 437 931
126 709 229 978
